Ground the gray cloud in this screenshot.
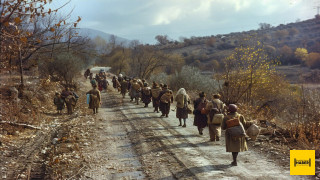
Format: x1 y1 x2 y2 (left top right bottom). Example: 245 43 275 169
59 0 317 43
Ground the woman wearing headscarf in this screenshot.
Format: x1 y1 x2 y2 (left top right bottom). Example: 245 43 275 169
175 88 190 127
193 92 208 135
221 104 248 166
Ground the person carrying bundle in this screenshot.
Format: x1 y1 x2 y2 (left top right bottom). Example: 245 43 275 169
86 85 101 114
221 104 248 166
151 82 162 113
141 83 152 107
193 92 208 135
159 84 173 118
206 94 226 141
131 79 141 105
175 88 191 127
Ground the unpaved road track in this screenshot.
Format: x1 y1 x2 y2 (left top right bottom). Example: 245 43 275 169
80 78 306 180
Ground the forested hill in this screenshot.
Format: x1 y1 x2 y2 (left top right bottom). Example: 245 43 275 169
154 16 320 71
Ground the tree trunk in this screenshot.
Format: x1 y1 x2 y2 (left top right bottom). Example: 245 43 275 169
19 46 24 86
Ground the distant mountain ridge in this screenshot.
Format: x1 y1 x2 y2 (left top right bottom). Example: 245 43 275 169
155 17 320 70
76 28 130 45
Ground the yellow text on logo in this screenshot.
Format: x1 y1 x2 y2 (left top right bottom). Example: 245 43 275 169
290 150 315 175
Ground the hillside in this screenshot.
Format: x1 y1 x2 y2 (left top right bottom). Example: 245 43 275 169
156 16 320 71
76 28 130 46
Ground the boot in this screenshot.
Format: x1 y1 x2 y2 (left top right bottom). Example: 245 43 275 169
178 119 182 126
182 119 186 127
165 114 168 118
231 152 238 166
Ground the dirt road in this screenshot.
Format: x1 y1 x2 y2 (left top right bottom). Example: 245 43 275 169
80 78 303 180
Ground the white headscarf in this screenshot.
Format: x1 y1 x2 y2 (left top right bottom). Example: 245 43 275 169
176 88 187 96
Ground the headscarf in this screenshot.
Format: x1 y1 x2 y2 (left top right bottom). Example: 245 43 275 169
176 88 187 96
176 88 189 99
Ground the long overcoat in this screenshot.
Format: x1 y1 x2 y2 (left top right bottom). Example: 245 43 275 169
193 98 208 128
86 89 101 109
221 112 248 152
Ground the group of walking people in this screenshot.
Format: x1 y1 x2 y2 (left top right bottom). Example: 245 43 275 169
111 75 175 118
60 71 255 167
54 87 79 115
117 76 251 167
86 69 109 92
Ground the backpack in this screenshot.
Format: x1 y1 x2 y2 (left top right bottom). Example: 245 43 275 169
226 114 241 128
65 95 76 106
175 94 185 108
208 101 221 121
211 114 224 125
132 83 140 91
160 92 172 103
227 123 246 139
151 88 161 98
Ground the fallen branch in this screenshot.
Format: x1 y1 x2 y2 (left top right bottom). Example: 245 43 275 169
0 121 41 130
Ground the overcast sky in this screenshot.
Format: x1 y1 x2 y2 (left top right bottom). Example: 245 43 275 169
51 0 318 44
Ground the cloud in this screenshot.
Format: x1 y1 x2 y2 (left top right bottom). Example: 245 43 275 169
153 7 182 25
64 0 315 43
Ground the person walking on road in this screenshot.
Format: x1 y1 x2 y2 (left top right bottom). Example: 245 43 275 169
206 94 226 141
61 87 76 115
159 84 173 118
54 92 65 114
221 104 248 166
151 82 162 113
193 92 208 135
84 69 90 79
131 79 141 105
120 78 129 98
112 76 118 89
86 85 101 114
175 88 190 127
141 83 152 107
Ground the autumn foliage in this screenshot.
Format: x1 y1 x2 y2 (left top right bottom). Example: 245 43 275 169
0 0 81 85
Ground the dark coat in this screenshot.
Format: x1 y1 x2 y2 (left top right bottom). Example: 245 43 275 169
193 97 208 128
159 88 173 115
54 96 65 110
141 87 152 104
120 81 129 94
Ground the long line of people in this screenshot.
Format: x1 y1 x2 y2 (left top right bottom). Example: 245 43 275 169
114 75 259 166
84 72 259 167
